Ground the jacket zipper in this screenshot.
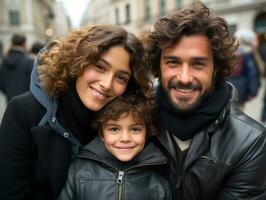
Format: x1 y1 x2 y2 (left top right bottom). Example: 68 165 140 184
117 171 124 200
115 162 167 200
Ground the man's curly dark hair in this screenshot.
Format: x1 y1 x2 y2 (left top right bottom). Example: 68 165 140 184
145 2 238 84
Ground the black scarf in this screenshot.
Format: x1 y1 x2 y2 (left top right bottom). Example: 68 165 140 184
58 83 98 146
156 82 230 141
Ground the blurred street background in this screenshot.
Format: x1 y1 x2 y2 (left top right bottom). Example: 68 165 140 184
1 0 266 124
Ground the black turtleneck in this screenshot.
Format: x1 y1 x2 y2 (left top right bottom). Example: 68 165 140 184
156 82 230 141
57 83 98 146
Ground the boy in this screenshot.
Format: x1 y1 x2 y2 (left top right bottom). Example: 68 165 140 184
57 95 172 200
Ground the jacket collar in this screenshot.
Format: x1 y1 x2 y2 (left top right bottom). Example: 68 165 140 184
183 82 237 170
80 136 168 168
30 48 80 146
156 82 237 168
206 82 236 134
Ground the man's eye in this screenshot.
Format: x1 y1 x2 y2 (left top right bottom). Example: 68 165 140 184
166 60 179 67
192 61 205 68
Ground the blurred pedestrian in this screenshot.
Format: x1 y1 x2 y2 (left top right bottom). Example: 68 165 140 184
227 29 261 110
0 33 28 101
18 41 45 93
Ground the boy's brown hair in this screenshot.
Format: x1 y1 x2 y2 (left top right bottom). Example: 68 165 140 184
92 94 156 140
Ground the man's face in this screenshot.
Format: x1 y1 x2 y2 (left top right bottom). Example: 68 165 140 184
160 34 215 112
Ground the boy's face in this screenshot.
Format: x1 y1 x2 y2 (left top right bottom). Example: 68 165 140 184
102 112 146 162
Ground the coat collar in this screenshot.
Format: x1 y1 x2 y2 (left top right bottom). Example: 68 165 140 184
30 49 80 146
205 82 236 134
31 125 71 197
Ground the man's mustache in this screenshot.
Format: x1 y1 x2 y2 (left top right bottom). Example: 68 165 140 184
167 80 201 90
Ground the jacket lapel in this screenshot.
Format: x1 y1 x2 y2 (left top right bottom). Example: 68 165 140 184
31 125 71 197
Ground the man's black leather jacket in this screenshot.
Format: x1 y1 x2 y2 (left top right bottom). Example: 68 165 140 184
155 84 266 200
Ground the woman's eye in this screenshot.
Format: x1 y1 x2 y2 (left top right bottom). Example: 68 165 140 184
116 75 129 84
94 64 105 71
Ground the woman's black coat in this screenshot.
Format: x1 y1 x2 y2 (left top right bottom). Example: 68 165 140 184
0 92 71 200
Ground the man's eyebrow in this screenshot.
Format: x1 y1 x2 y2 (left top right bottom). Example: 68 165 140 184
162 56 209 61
191 57 209 61
162 55 178 60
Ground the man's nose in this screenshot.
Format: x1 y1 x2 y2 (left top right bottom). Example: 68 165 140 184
177 65 193 84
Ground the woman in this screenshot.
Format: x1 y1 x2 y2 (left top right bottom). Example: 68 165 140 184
0 25 151 200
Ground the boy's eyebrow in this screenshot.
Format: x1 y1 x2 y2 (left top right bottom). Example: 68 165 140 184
104 122 145 127
131 122 145 126
104 123 120 127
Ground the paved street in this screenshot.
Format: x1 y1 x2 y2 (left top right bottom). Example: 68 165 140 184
0 81 265 125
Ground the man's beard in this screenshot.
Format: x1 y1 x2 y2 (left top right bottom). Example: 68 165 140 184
165 78 214 114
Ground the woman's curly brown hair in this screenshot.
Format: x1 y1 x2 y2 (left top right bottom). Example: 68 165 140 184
145 2 238 84
38 24 152 98
92 94 156 140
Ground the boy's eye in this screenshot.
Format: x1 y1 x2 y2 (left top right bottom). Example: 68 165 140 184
108 127 119 132
130 127 142 133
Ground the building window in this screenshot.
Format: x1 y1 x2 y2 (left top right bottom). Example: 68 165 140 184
7 0 19 7
9 10 20 26
125 4 131 24
159 0 166 16
144 0 151 22
115 7 120 25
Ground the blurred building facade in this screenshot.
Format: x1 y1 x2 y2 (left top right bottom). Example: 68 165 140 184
80 0 266 38
0 0 71 55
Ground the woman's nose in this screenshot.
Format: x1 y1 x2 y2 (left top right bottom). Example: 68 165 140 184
100 74 113 90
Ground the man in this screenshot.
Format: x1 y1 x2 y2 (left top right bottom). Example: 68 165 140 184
146 2 266 199
0 33 27 101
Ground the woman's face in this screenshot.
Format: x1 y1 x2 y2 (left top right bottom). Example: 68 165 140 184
76 45 131 111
